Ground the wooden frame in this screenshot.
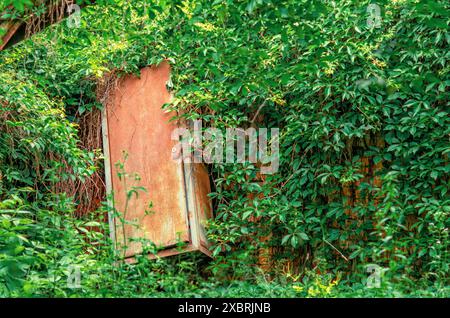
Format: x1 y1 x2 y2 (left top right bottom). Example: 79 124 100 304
0 21 22 51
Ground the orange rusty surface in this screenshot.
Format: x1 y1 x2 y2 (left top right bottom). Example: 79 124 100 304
106 62 190 258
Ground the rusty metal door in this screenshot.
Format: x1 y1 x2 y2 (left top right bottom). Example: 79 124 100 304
102 62 211 259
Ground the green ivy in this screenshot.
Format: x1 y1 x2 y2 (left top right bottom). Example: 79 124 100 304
0 0 448 297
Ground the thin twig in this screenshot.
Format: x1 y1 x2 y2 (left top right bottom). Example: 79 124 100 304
324 239 349 262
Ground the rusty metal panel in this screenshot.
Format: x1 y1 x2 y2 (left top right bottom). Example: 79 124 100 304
105 62 190 258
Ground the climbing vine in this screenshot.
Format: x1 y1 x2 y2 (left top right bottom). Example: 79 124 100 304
0 0 448 297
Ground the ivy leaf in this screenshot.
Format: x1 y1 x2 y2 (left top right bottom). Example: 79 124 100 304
298 232 309 241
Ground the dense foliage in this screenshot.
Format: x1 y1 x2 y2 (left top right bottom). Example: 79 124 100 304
0 0 448 297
